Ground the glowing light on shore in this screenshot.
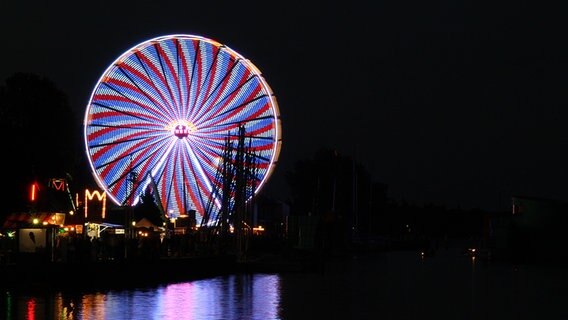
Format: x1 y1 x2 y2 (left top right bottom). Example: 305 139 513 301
84 189 107 219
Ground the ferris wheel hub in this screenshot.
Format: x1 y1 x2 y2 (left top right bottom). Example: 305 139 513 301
171 120 196 139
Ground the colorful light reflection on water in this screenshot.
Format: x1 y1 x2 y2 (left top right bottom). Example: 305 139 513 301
3 274 281 320
7 251 568 319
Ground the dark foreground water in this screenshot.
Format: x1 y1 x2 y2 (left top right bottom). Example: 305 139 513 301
2 250 568 319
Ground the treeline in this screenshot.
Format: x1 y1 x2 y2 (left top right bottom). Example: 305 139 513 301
284 147 496 249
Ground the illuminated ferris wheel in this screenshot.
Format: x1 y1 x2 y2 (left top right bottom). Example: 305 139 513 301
83 34 281 222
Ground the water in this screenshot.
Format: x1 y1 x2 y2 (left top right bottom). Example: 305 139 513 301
3 250 568 319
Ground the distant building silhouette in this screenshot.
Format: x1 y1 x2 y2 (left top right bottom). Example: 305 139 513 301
509 195 568 263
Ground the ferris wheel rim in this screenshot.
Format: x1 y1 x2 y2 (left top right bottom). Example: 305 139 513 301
83 34 281 216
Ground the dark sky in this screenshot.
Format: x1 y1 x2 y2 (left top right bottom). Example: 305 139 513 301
1 0 567 212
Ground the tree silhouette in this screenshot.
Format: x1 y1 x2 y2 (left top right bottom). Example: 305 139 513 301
285 147 377 217
0 72 81 213
134 189 166 227
285 147 389 250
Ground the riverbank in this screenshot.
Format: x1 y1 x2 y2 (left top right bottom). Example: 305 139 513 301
0 249 327 291
0 254 239 291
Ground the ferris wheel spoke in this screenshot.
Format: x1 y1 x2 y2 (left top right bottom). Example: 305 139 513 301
174 38 187 120
188 140 226 176
192 62 250 127
181 146 210 213
190 48 235 125
183 139 218 210
93 137 171 185
138 140 177 210
192 74 257 127
139 45 179 113
191 145 223 186
176 39 195 118
162 143 205 215
90 100 167 129
171 150 185 214
196 45 222 112
102 71 172 123
89 132 167 150
186 42 204 122
87 121 164 136
190 135 269 190
160 144 182 216
134 51 179 120
100 140 166 196
115 61 176 121
199 94 268 128
187 136 221 168
155 42 183 119
203 115 275 132
181 39 199 119
159 144 181 215
122 152 166 205
200 58 239 111
171 145 191 214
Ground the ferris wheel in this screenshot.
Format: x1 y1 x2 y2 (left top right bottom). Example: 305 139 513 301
83 34 281 223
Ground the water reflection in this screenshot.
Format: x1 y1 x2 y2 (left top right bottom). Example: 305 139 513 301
154 274 281 320
5 251 568 319
3 274 281 320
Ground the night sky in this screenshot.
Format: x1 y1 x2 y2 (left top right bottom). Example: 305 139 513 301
1 0 567 212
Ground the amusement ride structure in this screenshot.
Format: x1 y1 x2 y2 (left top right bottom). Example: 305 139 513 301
83 34 282 239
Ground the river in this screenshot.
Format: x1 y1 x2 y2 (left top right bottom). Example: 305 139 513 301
2 249 568 319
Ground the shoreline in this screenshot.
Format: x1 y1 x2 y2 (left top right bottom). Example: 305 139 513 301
0 254 239 291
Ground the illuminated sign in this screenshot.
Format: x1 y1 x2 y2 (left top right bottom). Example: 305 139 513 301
87 223 100 239
48 178 66 191
84 189 107 219
30 182 40 202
